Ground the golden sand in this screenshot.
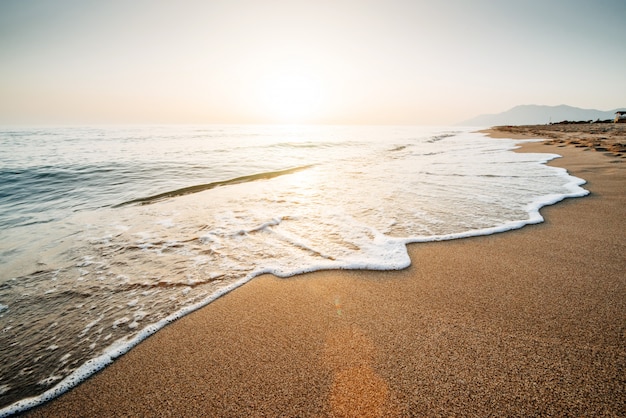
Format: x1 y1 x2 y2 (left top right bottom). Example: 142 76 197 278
27 128 625 417
485 122 626 157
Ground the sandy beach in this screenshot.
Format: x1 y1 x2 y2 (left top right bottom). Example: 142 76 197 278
25 127 625 417
488 122 626 157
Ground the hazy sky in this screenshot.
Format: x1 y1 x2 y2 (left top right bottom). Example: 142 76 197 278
1 0 625 125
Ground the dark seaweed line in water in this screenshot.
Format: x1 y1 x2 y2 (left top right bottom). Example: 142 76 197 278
114 164 315 207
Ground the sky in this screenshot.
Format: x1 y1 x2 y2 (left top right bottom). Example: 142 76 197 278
1 0 625 125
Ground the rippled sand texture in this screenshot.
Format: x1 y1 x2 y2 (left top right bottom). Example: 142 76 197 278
27 136 625 417
488 122 626 157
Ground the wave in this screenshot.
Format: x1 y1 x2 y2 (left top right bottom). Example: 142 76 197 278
114 165 315 207
0 126 593 415
426 132 459 143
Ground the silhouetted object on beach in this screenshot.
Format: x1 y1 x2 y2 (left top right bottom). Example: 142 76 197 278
551 120 592 125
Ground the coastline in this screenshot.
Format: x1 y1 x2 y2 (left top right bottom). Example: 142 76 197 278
483 123 626 157
25 130 625 416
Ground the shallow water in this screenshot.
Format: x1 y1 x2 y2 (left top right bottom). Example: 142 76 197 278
0 125 587 415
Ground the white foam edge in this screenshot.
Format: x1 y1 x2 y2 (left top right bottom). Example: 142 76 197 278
0 136 590 417
0 254 415 417
406 138 590 244
0 273 255 417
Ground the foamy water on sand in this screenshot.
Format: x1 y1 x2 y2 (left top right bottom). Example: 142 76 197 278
0 125 587 415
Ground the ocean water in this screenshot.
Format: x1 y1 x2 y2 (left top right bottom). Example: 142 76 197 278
0 125 588 415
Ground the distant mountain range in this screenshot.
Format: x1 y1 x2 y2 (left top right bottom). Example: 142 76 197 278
458 104 623 126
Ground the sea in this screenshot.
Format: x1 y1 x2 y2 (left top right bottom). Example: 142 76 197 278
0 124 588 415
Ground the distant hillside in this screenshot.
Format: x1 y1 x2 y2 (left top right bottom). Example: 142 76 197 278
458 104 620 126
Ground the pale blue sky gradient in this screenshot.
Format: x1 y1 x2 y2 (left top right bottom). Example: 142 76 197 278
1 0 624 124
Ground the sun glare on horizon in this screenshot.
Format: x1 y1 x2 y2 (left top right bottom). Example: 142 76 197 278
256 68 325 124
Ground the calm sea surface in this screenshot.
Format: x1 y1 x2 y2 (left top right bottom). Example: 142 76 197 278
0 125 588 415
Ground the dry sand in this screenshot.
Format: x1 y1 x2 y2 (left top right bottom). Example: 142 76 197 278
26 128 625 417
488 122 626 157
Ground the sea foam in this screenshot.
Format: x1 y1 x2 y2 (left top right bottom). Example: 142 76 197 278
0 126 589 415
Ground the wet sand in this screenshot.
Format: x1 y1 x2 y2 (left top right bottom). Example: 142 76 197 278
26 129 625 417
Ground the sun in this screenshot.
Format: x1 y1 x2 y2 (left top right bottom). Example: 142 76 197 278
257 69 324 124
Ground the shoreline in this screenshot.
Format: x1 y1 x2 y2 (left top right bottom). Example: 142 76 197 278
482 123 626 157
25 129 625 416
